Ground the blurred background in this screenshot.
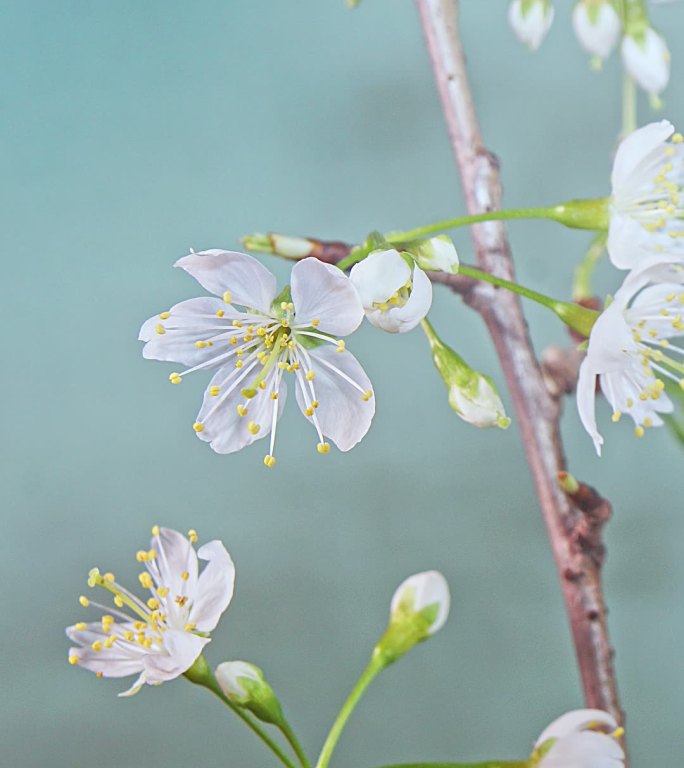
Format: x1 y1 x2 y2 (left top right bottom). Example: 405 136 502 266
2 1 683 766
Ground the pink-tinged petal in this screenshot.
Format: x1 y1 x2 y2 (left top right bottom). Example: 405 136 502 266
175 250 277 313
349 249 411 306
194 367 286 454
577 360 603 456
140 298 241 367
541 731 624 767
147 528 199 628
143 629 209 684
611 120 673 193
535 710 619 746
296 345 374 451
189 540 235 632
291 258 364 336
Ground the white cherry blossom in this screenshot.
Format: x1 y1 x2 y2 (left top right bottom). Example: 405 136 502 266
533 709 625 767
608 121 684 270
67 526 235 696
572 1 621 63
140 251 374 466
349 249 432 333
577 262 684 454
508 0 554 51
621 26 670 98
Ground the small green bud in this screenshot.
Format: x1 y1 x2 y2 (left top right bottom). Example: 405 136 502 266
422 319 510 429
405 235 460 274
215 661 285 726
242 232 316 259
548 198 610 231
374 571 450 667
550 300 599 338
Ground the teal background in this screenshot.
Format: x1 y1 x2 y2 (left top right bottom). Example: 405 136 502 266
2 1 683 766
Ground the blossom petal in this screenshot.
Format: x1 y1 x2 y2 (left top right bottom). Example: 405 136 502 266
67 622 147 678
118 672 148 698
194 367 286 454
143 628 209 684
370 263 432 334
535 710 619 746
139 297 241 366
189 540 236 632
295 345 374 451
611 120 673 193
175 250 277 313
148 528 199 628
349 249 411 306
577 360 603 456
541 731 624 767
291 258 364 336
606 213 663 271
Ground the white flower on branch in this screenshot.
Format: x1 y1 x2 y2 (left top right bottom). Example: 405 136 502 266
621 25 670 98
349 248 432 333
533 709 625 767
577 262 684 454
66 526 235 696
508 0 554 51
140 251 374 466
572 0 621 64
608 120 684 270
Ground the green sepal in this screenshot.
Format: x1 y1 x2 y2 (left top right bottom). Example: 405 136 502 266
548 197 610 231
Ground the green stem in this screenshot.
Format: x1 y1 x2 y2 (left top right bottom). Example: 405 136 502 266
622 72 637 138
458 264 599 338
386 206 560 243
185 660 297 768
315 657 384 768
280 719 313 768
573 231 607 300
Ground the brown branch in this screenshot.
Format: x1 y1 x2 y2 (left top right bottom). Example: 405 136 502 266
414 0 626 740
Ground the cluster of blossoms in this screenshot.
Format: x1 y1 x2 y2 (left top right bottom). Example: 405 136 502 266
509 0 670 100
140 236 508 465
577 120 684 453
65 529 625 767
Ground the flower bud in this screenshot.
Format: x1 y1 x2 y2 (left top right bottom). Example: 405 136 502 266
508 0 554 51
405 235 459 274
532 709 625 766
350 248 432 333
572 1 621 65
215 661 284 725
242 232 316 259
374 571 450 666
621 26 670 99
423 319 510 429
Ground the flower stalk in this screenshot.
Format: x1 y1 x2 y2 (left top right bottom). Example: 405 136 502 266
185 656 299 768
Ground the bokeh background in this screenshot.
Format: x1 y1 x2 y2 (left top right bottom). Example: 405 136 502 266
2 1 683 766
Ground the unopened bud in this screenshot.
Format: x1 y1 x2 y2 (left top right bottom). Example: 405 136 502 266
215 661 284 726
242 233 316 259
374 571 450 666
508 0 554 51
422 319 510 429
572 0 621 66
405 235 459 274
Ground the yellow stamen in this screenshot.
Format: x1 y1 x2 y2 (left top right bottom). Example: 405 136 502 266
68 655 79 665
248 421 260 435
223 291 232 303
79 596 90 607
138 572 153 589
317 442 331 454
155 324 165 335
169 372 182 385
159 311 171 320
192 422 205 433
264 454 276 468
188 529 198 543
